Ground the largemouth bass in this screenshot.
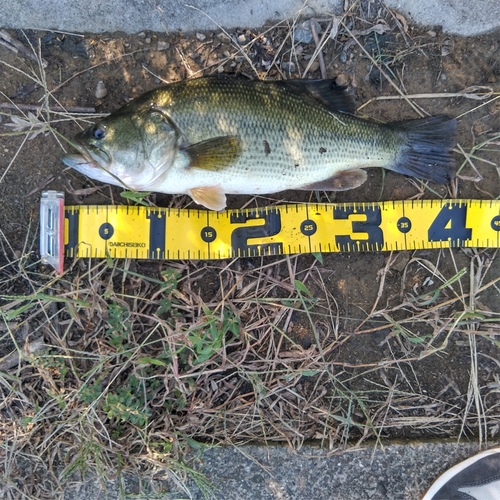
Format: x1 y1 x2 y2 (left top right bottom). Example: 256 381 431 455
63 77 456 211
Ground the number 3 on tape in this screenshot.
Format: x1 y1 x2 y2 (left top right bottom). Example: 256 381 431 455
334 205 384 251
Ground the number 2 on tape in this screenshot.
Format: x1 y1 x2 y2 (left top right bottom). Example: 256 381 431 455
230 208 283 256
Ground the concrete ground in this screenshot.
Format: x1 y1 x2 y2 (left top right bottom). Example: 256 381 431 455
1 1 499 499
0 0 499 36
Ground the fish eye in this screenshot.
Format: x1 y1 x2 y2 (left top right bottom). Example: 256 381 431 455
92 126 106 140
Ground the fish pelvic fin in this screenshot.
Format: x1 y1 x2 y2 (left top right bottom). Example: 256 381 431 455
188 185 226 211
300 169 368 191
388 115 457 184
185 136 242 171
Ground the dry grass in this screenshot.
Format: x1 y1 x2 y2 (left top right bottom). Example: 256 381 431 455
1 240 500 497
1 2 500 498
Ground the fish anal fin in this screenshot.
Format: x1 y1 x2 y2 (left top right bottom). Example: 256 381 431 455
300 169 368 191
188 185 227 211
185 136 242 171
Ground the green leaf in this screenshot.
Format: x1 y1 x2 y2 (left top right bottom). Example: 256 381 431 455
312 252 323 264
406 335 430 344
186 438 203 450
104 247 114 268
294 280 313 298
137 357 168 366
120 190 152 206
157 299 172 315
457 311 486 320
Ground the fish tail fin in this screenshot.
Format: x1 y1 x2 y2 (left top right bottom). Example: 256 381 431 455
388 115 457 184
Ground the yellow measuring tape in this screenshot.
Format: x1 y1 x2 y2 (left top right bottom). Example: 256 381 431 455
39 192 500 272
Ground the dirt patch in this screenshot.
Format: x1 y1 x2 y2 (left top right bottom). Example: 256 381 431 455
0 3 499 498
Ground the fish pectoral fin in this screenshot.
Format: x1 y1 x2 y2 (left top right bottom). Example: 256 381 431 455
185 136 242 171
300 169 368 191
188 185 227 211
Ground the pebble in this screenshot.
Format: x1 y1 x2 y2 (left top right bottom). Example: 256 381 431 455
335 74 349 86
294 29 313 44
308 60 320 73
237 34 247 44
441 38 454 56
157 41 170 51
282 61 296 73
94 80 107 99
293 19 321 44
196 33 206 41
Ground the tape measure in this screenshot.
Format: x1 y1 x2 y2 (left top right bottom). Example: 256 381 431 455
40 191 500 273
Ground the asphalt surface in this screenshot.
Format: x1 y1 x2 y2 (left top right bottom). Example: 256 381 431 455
63 440 496 499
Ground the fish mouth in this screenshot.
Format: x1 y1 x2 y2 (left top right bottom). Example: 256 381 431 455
62 142 111 171
62 141 132 189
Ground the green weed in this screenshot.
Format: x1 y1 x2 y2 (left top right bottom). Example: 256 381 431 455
181 305 240 366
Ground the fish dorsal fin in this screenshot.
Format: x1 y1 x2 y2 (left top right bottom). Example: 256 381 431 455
281 79 356 115
188 185 227 211
185 136 242 171
300 169 368 191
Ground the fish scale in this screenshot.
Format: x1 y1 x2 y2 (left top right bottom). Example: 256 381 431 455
63 77 457 210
